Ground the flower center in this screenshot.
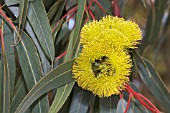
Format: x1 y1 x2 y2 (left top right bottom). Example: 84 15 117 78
92 56 115 78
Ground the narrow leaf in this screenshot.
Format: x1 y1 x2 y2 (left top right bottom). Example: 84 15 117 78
100 95 119 113
5 0 33 5
0 60 2 113
27 0 55 61
134 50 170 112
16 31 49 113
69 85 93 113
25 21 51 74
139 60 170 111
18 0 29 30
49 0 66 25
48 81 75 113
139 0 168 54
1 21 16 113
65 0 86 60
3 21 16 100
2 52 10 113
47 0 64 22
15 59 75 113
10 74 31 113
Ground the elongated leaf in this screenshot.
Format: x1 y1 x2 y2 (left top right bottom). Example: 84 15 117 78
100 95 119 113
69 85 92 113
5 0 33 5
18 0 29 30
55 21 69 45
2 52 10 113
27 0 55 61
0 21 16 113
65 0 86 60
52 19 63 40
48 81 75 113
139 0 168 54
49 0 66 25
116 99 134 113
3 21 16 100
139 60 170 111
16 31 49 113
0 60 2 113
134 50 170 112
15 59 75 113
25 21 51 74
131 99 150 113
47 0 63 22
10 74 31 113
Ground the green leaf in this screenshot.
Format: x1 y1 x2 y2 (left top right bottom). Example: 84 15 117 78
18 0 29 30
47 0 66 24
3 21 16 100
139 59 170 111
0 21 16 113
99 95 119 113
16 31 49 113
25 21 51 74
131 99 150 113
52 19 63 41
116 99 134 113
15 59 75 113
139 0 168 54
10 74 31 113
55 21 69 45
48 81 75 113
2 51 10 113
27 0 55 61
5 0 33 5
65 0 86 60
134 50 170 112
0 61 2 113
69 85 93 113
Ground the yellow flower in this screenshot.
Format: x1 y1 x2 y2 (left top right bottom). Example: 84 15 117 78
80 15 142 48
72 44 131 97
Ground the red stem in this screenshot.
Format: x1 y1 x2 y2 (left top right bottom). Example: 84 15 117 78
52 6 78 32
0 6 16 30
137 93 159 111
84 17 89 24
120 91 123 99
125 85 160 113
66 12 76 22
88 10 96 20
87 0 94 10
124 93 132 113
0 28 4 52
111 0 120 17
55 51 67 61
93 0 105 13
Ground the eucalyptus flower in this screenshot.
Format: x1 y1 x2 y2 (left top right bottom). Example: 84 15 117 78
72 15 160 113
73 45 131 97
80 15 142 48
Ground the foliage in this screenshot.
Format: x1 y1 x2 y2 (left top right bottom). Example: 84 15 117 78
0 0 170 113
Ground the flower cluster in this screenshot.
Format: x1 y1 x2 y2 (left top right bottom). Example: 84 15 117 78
72 15 142 97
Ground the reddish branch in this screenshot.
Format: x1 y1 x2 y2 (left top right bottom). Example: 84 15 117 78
112 0 120 17
52 6 78 32
0 5 16 30
125 85 160 113
0 27 4 52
